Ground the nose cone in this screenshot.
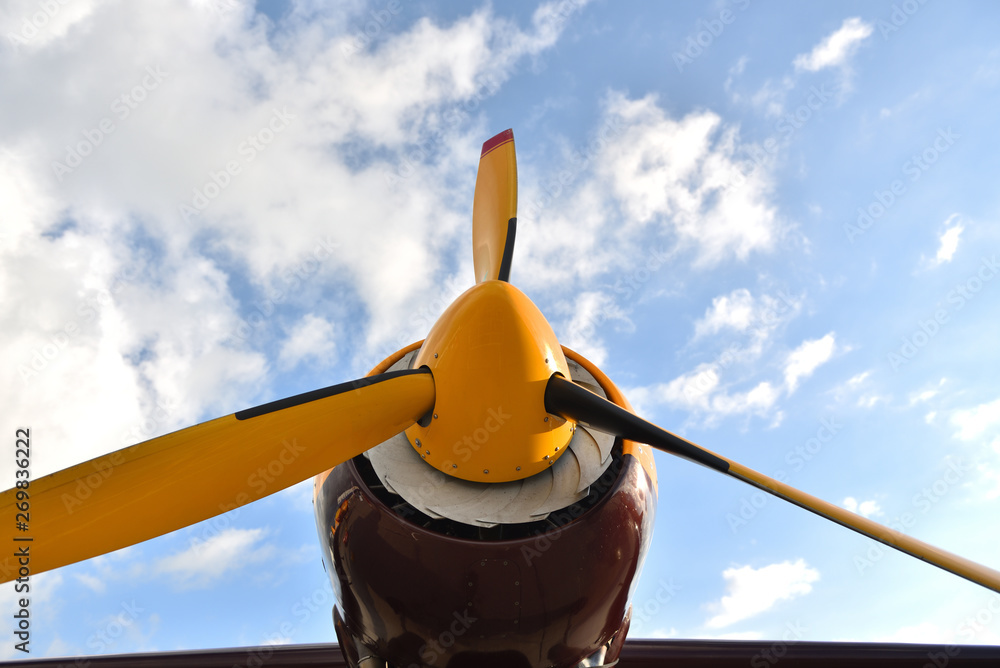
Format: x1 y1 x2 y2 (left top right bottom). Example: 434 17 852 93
405 281 575 483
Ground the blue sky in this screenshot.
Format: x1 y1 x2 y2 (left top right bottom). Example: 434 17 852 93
2 0 1000 659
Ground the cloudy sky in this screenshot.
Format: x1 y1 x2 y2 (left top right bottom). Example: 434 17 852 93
2 0 1000 659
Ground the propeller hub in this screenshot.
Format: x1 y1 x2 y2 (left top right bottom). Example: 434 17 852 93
404 280 575 483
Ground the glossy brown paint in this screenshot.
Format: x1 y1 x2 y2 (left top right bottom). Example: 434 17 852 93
5 640 1000 667
314 443 656 668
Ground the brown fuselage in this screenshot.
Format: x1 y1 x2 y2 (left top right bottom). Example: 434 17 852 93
314 432 655 668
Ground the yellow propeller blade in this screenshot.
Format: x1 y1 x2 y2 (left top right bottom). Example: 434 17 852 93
725 461 1000 593
545 375 1000 594
472 128 517 283
0 369 434 582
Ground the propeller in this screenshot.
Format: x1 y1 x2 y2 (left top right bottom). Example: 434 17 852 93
4 126 999 605
544 374 1000 594
472 128 517 283
0 370 433 580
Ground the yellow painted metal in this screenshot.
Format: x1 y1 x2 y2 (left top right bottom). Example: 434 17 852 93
726 462 1000 593
561 345 658 492
405 281 574 483
313 339 426 498
0 372 435 583
472 129 517 283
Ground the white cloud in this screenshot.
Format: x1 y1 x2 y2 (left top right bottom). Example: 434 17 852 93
951 397 1000 442
909 378 947 405
555 291 631 367
628 366 779 425
694 288 758 337
847 371 870 388
626 288 801 424
278 314 337 370
911 389 939 404
74 572 107 594
793 18 873 72
857 394 886 408
705 559 819 628
934 215 964 265
693 289 800 354
0 0 588 482
155 528 275 589
843 496 882 517
784 333 837 393
597 92 782 265
0 0 98 52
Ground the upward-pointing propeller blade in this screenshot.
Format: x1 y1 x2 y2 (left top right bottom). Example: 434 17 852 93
472 128 517 283
0 369 434 582
544 374 1000 594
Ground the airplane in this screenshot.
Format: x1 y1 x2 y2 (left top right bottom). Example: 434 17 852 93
3 129 999 667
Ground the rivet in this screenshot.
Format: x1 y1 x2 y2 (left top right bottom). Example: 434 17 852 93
483 469 489 474
433 413 438 419
415 438 421 447
425 450 430 455
515 581 520 586
516 466 521 471
544 455 549 460
544 358 549 363
543 416 549 422
514 601 519 606
503 560 508 566
452 464 458 469
421 454 426 459
434 353 438 358
468 582 473 587
554 446 559 452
